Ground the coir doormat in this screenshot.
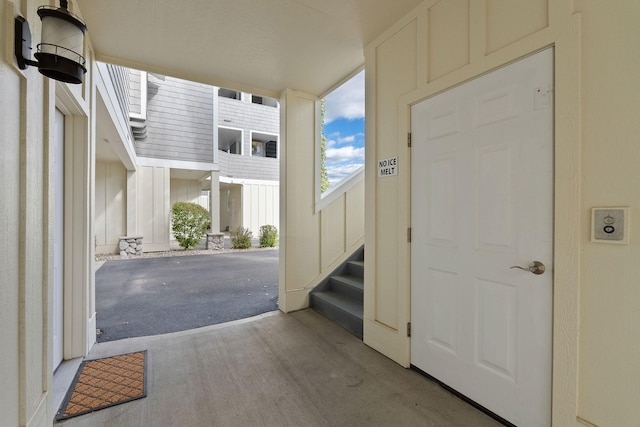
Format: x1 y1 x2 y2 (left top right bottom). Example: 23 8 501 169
56 351 147 421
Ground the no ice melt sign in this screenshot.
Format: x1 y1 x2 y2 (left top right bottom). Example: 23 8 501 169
378 156 398 177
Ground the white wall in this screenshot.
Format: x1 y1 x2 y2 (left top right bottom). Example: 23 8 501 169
0 4 24 423
577 2 640 425
95 161 126 253
365 1 640 426
279 90 365 312
0 1 96 424
220 183 242 232
136 166 170 252
170 178 203 207
242 181 279 236
96 166 213 254
219 179 279 236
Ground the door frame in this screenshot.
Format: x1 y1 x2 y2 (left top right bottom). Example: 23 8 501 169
52 81 96 363
395 17 582 426
52 108 65 370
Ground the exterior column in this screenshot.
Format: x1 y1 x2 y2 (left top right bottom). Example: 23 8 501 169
210 170 221 233
126 169 138 235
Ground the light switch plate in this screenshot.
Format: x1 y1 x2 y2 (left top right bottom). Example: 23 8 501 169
591 207 630 244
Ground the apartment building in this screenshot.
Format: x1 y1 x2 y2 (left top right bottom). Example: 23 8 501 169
95 68 280 254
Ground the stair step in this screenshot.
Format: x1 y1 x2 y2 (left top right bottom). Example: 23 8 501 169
330 275 363 300
308 245 365 339
347 260 364 278
310 291 363 338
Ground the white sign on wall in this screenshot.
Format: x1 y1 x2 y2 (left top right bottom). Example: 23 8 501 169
378 156 398 177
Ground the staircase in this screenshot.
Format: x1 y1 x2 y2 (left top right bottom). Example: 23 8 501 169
310 246 364 338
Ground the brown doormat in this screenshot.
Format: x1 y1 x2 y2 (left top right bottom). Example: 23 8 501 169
56 351 147 421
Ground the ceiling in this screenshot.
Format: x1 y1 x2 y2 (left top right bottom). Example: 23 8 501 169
75 0 423 97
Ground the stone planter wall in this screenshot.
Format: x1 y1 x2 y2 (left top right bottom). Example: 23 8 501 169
119 236 143 258
206 232 225 250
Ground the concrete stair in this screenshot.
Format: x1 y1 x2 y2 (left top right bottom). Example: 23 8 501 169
310 246 364 338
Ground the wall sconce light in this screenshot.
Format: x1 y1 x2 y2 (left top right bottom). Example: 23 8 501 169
14 0 87 84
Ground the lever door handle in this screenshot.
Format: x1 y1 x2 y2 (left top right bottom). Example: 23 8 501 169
510 261 545 275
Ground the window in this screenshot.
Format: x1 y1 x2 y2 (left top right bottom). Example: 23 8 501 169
252 95 279 107
251 131 278 158
218 127 243 155
219 88 241 100
320 70 365 194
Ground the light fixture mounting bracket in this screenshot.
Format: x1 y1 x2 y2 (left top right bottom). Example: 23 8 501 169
15 15 38 70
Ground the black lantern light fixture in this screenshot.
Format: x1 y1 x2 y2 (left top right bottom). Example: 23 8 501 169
14 0 87 84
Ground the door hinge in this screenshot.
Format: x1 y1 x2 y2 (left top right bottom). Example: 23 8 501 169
407 227 412 243
407 322 412 337
408 132 412 147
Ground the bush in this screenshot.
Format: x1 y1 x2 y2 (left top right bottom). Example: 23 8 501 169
230 227 253 249
259 225 278 247
171 202 210 250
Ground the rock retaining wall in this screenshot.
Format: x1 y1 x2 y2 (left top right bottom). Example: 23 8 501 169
206 232 225 250
119 236 143 258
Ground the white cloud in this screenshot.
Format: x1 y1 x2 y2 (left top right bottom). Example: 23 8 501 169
324 71 365 124
327 164 364 186
327 132 362 147
326 146 365 163
338 135 355 144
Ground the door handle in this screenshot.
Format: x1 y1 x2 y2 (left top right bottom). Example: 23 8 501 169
510 261 545 275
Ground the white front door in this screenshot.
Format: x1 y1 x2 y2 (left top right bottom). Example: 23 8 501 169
410 49 553 427
53 108 65 370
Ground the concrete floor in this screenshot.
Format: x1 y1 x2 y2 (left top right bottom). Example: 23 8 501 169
54 310 502 427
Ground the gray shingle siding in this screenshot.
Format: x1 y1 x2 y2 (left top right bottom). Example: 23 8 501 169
219 151 279 182
128 69 143 116
106 64 130 121
218 97 279 155
136 74 214 163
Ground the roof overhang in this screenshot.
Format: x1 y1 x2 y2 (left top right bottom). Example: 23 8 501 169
75 0 423 96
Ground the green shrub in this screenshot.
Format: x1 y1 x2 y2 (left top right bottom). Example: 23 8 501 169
230 227 253 249
171 202 210 250
259 225 278 247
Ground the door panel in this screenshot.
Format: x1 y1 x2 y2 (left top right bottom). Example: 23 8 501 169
427 268 458 353
476 278 517 379
411 49 553 427
428 156 456 244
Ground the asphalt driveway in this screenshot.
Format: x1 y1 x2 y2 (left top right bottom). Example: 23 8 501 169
95 250 279 342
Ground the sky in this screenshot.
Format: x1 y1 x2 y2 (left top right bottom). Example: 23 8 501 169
323 70 365 189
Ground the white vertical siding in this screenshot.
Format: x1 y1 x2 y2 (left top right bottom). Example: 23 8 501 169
136 166 170 251
95 161 127 253
219 184 243 232
240 181 279 236
170 179 203 207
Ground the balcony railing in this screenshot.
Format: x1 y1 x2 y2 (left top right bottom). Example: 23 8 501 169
218 151 279 182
